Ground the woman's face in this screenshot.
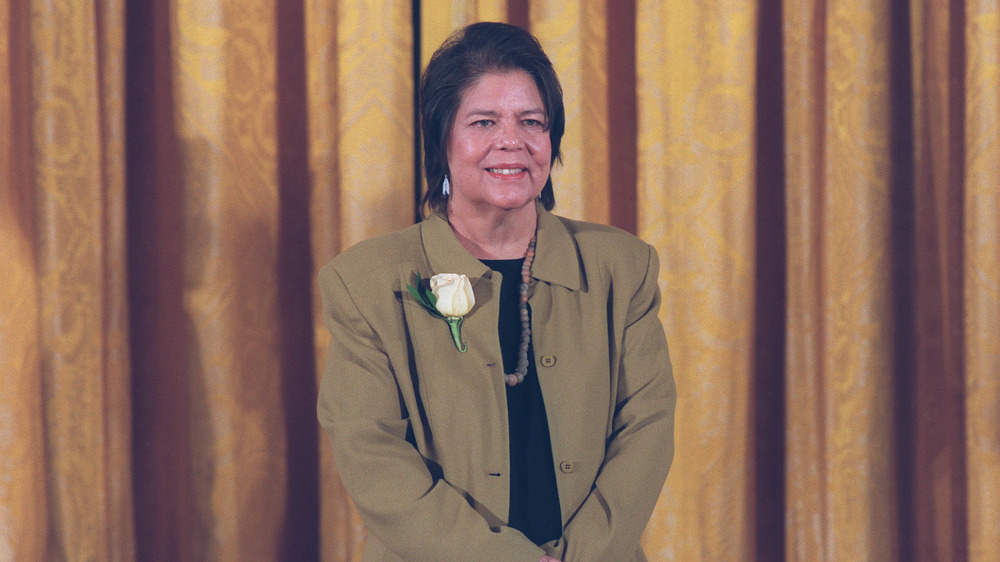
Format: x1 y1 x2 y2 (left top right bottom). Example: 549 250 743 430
446 70 551 216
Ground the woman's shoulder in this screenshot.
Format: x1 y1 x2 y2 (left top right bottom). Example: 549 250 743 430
546 214 659 308
551 213 654 263
319 222 424 286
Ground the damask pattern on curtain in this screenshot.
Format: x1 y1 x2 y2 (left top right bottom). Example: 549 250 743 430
1 0 997 560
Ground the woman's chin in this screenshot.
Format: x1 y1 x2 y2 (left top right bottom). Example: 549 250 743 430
451 191 538 217
488 185 542 209
484 195 537 215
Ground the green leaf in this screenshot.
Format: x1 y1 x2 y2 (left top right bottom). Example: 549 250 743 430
406 273 444 318
406 283 424 304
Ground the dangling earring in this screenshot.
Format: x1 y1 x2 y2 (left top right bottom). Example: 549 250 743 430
442 176 450 197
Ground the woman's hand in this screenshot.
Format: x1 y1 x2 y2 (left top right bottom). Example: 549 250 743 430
539 556 562 562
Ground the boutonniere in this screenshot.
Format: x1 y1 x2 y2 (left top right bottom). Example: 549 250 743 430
406 272 475 352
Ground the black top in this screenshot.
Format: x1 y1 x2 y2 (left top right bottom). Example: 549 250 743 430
480 258 562 545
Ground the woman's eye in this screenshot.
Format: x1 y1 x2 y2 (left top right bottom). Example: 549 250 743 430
473 119 493 127
523 119 545 128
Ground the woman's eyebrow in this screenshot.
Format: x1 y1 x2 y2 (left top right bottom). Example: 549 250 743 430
463 108 546 118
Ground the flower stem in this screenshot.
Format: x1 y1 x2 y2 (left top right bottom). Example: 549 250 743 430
446 316 467 352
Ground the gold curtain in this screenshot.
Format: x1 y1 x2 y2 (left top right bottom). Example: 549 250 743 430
1 0 996 560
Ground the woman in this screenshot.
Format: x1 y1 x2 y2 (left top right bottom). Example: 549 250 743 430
318 22 675 561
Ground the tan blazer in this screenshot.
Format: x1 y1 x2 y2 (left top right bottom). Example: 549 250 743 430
318 204 675 561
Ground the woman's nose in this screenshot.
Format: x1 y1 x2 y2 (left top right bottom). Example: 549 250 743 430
495 122 522 149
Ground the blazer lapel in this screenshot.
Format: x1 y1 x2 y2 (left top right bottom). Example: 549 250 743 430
532 202 583 292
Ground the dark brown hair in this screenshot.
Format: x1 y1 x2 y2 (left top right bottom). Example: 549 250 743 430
419 22 564 215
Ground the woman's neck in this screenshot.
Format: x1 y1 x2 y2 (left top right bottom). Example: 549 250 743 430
447 204 537 259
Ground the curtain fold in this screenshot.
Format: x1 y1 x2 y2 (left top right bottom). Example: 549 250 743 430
2 1 997 560
0 0 133 559
910 1 967 559
964 3 1000 560
1 2 46 560
169 0 290 557
636 1 758 558
782 1 828 559
788 0 898 558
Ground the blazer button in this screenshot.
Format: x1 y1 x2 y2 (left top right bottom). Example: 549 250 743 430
559 460 575 473
540 355 556 367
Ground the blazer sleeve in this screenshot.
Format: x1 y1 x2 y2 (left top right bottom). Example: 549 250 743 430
316 265 545 562
559 245 676 561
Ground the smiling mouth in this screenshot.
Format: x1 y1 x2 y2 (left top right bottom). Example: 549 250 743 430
486 168 527 175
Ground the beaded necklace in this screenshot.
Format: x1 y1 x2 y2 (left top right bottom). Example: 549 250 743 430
505 235 537 386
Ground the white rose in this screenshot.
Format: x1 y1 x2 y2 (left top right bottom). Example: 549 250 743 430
430 273 475 317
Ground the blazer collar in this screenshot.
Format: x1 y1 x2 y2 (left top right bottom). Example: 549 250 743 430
420 201 582 291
